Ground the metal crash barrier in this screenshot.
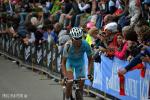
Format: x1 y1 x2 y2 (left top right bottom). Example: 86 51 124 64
0 34 149 100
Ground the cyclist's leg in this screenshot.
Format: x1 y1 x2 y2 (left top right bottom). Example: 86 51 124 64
66 61 74 99
75 64 85 99
75 63 85 87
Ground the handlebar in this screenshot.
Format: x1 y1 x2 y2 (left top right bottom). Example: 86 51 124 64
64 78 88 84
67 78 87 82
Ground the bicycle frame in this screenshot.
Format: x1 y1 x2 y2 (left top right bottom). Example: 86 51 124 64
62 78 87 100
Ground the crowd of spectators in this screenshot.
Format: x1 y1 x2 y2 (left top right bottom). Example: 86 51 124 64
0 0 150 97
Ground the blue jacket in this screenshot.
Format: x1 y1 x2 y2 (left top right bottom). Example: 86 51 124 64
42 31 58 44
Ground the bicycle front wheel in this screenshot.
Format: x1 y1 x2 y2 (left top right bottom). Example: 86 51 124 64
75 89 83 100
63 86 66 100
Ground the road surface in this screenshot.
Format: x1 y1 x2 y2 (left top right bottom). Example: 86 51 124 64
0 56 96 100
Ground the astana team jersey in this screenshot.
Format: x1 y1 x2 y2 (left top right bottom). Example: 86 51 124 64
63 39 92 66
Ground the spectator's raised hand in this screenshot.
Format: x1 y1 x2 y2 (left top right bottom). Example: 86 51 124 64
127 55 133 62
118 68 127 75
141 56 150 62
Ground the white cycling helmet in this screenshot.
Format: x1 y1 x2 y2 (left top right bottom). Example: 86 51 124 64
69 27 83 39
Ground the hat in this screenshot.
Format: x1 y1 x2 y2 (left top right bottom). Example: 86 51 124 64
86 22 95 29
104 22 118 33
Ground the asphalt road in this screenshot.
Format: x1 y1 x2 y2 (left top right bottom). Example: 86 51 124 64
0 56 95 100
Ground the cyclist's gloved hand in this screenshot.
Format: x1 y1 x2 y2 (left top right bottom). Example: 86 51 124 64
88 74 93 82
61 77 68 85
63 77 68 83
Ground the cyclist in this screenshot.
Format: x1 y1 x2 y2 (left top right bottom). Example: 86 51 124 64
61 27 93 100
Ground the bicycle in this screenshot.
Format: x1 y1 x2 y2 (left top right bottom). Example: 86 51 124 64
62 78 89 100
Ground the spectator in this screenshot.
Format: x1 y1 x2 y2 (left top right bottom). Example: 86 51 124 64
45 0 53 13
108 0 116 14
74 0 92 27
124 27 141 61
34 28 44 45
86 27 99 46
69 0 83 27
50 22 62 44
95 0 109 29
114 33 128 60
104 22 118 49
117 0 142 29
142 0 150 21
24 24 36 44
118 29 150 95
103 14 116 25
50 0 61 15
42 24 54 43
59 0 72 27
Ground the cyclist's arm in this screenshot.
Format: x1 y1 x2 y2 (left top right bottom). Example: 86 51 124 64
87 55 93 75
62 57 67 77
61 41 71 77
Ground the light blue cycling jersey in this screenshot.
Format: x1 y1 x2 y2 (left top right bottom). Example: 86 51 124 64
63 39 92 78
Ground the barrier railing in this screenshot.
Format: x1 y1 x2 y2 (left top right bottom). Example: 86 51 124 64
0 34 149 100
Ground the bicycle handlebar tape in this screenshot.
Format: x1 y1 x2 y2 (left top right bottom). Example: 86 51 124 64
62 77 68 85
118 73 125 96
